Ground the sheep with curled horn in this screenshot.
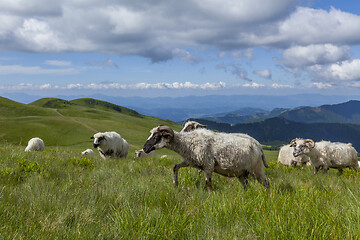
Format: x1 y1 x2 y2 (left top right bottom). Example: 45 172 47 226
277 144 309 167
143 125 269 190
290 138 358 174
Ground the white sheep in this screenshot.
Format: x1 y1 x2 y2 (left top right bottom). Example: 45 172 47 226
135 149 155 158
181 120 270 168
91 131 129 160
181 121 207 132
278 144 309 167
290 138 358 174
81 149 95 156
25 137 45 152
143 125 269 190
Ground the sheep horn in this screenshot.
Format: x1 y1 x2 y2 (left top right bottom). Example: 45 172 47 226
158 125 174 138
290 138 297 147
305 139 315 148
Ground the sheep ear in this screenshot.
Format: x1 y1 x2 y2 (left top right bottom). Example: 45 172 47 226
90 136 94 139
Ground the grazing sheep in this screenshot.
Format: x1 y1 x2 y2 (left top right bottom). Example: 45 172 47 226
278 144 309 167
135 149 155 158
91 131 129 160
181 121 207 132
81 149 94 156
181 120 270 168
25 137 45 152
143 125 269 190
290 138 358 174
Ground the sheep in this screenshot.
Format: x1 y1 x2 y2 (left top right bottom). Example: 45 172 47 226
290 138 358 174
25 137 45 152
181 120 207 132
135 149 155 158
278 144 309 167
181 120 270 168
81 149 94 156
143 125 269 190
91 131 129 160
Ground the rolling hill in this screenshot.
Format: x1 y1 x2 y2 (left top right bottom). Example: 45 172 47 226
0 97 181 152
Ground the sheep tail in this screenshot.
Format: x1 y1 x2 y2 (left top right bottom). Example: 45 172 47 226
261 150 270 168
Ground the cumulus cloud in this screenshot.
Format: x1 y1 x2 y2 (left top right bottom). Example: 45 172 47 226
282 44 351 68
271 83 293 89
308 59 360 83
0 81 226 91
254 69 271 79
242 82 264 88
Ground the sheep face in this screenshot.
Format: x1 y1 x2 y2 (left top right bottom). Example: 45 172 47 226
91 134 106 148
143 126 174 153
291 138 315 157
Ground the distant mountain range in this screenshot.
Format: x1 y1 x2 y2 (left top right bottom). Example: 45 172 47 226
188 100 360 151
203 100 360 124
2 92 359 122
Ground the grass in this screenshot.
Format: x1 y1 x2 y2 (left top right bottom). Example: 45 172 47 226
0 145 360 239
1 97 360 238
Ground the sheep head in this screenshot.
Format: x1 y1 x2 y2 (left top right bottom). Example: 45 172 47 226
91 133 106 148
181 121 207 132
290 138 315 157
143 125 174 153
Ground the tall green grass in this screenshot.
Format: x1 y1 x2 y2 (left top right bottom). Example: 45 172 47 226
0 145 359 239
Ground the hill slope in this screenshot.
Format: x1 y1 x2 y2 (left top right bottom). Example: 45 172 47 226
0 97 180 152
279 100 360 123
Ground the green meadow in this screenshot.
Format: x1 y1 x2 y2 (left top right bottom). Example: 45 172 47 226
1 97 360 239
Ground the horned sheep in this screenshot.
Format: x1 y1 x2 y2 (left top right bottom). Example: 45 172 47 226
25 137 45 152
278 144 309 167
290 138 358 174
143 125 269 190
91 131 129 160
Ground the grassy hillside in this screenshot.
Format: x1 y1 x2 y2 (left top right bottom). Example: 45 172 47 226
0 97 181 154
0 144 359 239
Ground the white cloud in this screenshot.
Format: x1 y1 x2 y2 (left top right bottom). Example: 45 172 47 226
308 59 360 83
312 82 333 89
242 82 264 88
282 44 351 68
254 69 271 79
0 81 226 91
271 83 293 89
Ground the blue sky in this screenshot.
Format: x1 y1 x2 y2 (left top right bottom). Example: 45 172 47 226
1 0 360 97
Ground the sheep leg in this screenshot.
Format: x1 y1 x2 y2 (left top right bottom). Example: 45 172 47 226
238 171 250 190
204 171 212 191
321 166 328 174
337 168 343 175
314 166 321 174
173 161 189 187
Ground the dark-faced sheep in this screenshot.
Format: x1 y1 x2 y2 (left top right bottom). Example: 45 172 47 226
290 138 358 174
143 125 269 190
